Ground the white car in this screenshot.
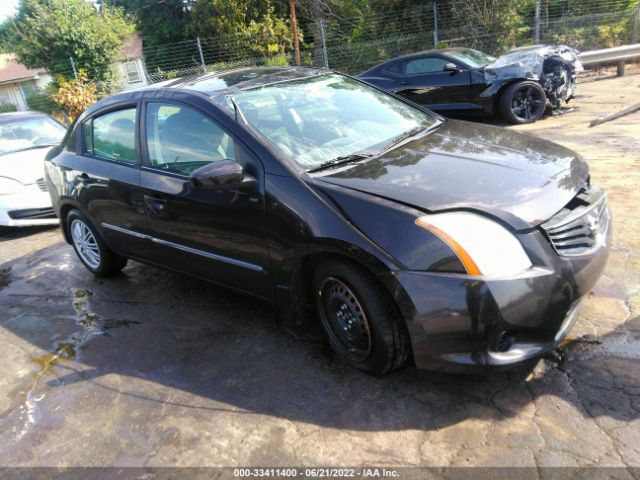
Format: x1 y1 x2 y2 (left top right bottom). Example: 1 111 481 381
0 111 67 227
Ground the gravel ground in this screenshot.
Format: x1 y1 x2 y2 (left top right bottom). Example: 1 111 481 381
0 74 639 476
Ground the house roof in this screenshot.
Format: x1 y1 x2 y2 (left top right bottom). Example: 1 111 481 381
0 54 45 85
119 35 143 61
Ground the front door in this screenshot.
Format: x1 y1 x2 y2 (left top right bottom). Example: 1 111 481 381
395 56 471 111
139 100 271 299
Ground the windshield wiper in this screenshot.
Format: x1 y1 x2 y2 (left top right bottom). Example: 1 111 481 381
378 126 426 155
307 153 373 173
377 121 444 156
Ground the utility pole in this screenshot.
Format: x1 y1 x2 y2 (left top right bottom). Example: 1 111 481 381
196 36 206 74
534 0 541 44
433 1 438 48
289 0 301 66
69 56 78 79
311 0 327 68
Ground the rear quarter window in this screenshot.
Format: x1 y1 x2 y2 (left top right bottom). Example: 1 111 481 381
84 107 137 164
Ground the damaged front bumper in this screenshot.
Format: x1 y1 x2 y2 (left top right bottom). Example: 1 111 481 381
380 206 611 374
485 44 584 110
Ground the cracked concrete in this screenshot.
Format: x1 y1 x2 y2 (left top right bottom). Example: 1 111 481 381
0 75 639 471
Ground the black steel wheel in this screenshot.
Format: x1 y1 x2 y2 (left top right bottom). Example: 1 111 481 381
499 80 547 124
313 259 409 375
318 277 373 362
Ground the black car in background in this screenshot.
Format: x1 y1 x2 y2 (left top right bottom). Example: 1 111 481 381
45 67 610 375
359 46 582 124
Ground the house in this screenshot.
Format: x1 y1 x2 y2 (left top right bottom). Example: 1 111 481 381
0 34 147 110
115 35 148 89
0 54 52 111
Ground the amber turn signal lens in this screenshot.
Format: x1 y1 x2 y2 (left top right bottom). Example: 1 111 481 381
415 217 482 275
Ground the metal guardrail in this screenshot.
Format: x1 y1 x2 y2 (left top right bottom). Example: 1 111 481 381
579 43 640 66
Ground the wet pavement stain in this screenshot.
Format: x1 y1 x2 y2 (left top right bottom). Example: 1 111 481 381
0 287 141 454
0 267 11 290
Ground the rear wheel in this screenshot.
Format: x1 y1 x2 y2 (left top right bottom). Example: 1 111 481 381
66 209 127 277
313 260 409 375
499 81 546 124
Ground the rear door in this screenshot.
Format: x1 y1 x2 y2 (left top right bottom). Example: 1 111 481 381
139 98 271 299
68 104 150 258
395 55 471 110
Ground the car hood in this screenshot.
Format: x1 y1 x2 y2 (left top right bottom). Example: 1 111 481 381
313 120 589 228
0 146 52 185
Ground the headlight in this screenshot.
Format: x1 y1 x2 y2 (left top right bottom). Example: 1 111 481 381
0 177 23 195
416 212 532 276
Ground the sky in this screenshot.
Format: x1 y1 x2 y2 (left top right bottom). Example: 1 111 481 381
0 0 18 22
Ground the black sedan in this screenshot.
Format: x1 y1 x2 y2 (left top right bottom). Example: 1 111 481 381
45 67 610 375
359 46 581 124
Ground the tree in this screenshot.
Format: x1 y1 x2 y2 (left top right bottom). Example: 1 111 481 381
51 71 97 120
109 0 193 48
187 0 294 57
1 0 133 81
449 0 535 53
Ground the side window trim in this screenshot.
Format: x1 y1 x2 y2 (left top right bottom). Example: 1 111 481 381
81 102 140 166
81 118 93 155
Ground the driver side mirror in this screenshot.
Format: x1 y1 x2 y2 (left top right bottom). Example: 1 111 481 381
443 63 461 74
190 160 256 190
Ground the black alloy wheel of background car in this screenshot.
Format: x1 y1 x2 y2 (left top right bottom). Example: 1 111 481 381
499 80 547 124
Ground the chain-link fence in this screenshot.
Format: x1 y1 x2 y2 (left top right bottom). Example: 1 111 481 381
320 0 640 74
36 0 640 109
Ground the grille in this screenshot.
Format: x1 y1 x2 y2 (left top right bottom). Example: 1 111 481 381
36 178 48 192
542 187 610 257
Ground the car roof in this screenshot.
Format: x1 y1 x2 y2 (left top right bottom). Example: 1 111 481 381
0 111 51 121
140 66 326 98
378 47 478 63
358 48 483 76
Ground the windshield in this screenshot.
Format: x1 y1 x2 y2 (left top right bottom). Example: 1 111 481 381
0 115 67 155
447 49 496 68
227 74 437 169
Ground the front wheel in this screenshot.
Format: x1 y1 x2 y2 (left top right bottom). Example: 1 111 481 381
313 260 409 375
66 209 127 277
499 80 547 124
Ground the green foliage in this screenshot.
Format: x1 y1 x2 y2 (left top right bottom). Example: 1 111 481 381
263 53 290 67
448 0 536 54
25 88 60 114
51 71 97 120
551 22 632 50
0 103 17 113
189 1 295 57
2 0 133 81
109 0 192 48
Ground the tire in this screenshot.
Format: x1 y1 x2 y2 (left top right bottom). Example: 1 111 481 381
66 209 127 277
312 259 409 375
499 80 547 124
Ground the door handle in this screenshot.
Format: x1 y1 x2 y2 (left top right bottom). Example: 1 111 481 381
401 81 412 86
